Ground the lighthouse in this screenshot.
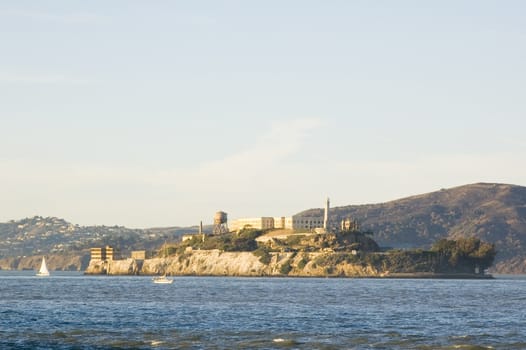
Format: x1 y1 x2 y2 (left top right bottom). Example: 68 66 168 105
323 197 330 230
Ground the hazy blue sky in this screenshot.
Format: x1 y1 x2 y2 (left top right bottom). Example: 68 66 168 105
1 1 525 228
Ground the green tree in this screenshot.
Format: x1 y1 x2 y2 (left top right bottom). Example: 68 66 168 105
279 259 292 275
431 237 496 272
253 246 272 264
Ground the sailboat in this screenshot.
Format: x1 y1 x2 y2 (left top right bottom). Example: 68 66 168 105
153 242 173 284
152 273 173 284
36 256 50 277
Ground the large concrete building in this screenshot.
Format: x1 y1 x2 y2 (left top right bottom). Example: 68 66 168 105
229 198 330 233
289 215 324 231
229 217 276 232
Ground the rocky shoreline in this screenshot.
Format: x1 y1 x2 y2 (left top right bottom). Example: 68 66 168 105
84 250 492 279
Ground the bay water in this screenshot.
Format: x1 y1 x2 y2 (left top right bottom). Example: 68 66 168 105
1 271 525 349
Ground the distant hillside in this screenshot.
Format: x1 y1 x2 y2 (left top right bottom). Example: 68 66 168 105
297 183 526 273
0 216 199 270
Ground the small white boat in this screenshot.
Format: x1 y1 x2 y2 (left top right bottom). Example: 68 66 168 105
152 241 173 284
36 256 50 277
152 274 173 284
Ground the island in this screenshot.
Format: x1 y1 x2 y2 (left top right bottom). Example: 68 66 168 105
84 224 496 278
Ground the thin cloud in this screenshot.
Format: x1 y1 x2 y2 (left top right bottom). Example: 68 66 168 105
0 118 323 190
2 133 525 227
165 118 323 191
0 118 323 225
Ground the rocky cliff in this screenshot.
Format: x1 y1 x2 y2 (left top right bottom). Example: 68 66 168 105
0 253 89 271
84 249 478 278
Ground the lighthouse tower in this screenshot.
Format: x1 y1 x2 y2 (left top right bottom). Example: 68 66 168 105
323 197 330 230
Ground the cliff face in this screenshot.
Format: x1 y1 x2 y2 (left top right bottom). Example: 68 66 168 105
0 254 90 271
85 250 385 277
143 250 274 276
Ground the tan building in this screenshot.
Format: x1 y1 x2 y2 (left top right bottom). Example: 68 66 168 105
285 217 293 229
290 215 324 230
273 217 286 229
131 250 147 260
230 198 329 233
341 218 360 232
90 246 115 262
90 248 104 261
229 217 275 232
230 215 325 232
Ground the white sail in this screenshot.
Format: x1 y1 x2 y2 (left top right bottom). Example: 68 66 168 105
36 257 50 277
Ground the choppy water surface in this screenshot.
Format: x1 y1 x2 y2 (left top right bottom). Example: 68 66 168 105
1 272 525 349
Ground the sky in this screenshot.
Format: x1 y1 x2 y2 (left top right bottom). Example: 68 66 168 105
1 1 525 228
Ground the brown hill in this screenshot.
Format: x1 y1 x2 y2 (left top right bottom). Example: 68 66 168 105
297 183 526 273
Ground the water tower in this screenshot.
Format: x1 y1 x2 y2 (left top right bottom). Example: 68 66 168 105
213 211 228 235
